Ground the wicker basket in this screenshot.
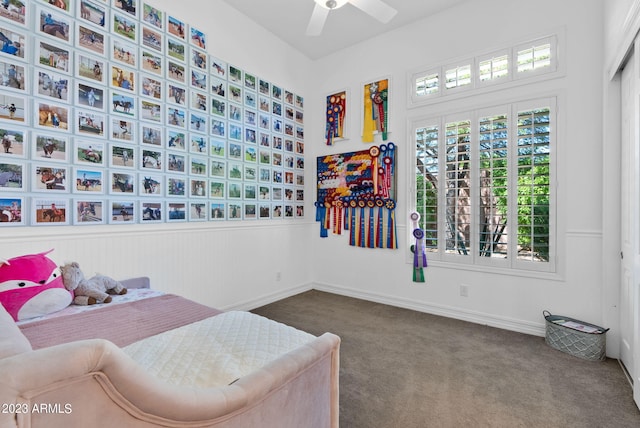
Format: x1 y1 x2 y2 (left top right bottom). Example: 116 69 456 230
543 310 609 361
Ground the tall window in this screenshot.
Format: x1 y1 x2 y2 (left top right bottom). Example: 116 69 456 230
413 99 555 271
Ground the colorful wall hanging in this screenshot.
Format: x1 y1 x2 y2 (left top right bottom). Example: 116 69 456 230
316 143 397 249
362 78 389 143
410 211 427 282
325 90 346 146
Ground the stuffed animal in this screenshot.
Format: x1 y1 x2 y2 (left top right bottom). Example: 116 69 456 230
60 262 127 305
0 249 73 321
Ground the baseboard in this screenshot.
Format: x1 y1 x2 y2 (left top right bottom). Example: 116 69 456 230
312 281 546 337
221 283 313 312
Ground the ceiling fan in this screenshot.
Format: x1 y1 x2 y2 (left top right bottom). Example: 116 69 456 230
306 0 398 36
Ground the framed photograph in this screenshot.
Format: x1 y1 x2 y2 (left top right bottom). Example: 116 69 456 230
211 77 227 100
227 161 242 180
296 140 304 154
244 145 257 163
210 55 227 79
73 167 103 193
228 103 241 122
0 0 28 27
284 188 294 201
284 89 294 105
36 5 72 45
227 141 241 161
210 137 225 158
0 196 25 226
112 11 137 42
34 68 68 102
295 172 304 186
259 131 270 147
74 140 104 165
242 203 255 220
259 203 271 219
243 183 256 200
259 166 270 183
167 83 186 106
32 198 69 225
189 111 206 133
245 127 256 144
141 148 162 171
284 171 294 185
189 26 206 50
140 74 162 99
167 37 185 62
272 135 283 150
0 127 26 158
210 201 225 220
167 106 186 128
295 205 305 218
229 123 242 142
244 92 256 109
209 159 225 179
284 121 294 137
76 81 104 110
272 203 283 219
0 60 26 93
272 117 283 134
0 94 25 124
272 169 283 184
258 94 269 112
78 0 108 29
166 60 185 84
272 84 282 101
272 152 282 168
228 83 242 103
76 109 106 138
284 154 294 169
189 178 206 198
110 64 135 92
228 182 241 199
76 25 105 56
35 101 69 131
166 152 185 174
75 52 105 84
32 133 68 162
190 90 207 112
284 138 294 152
285 105 294 120
295 109 304 124
272 186 283 201
245 110 257 127
109 143 135 169
0 24 25 62
166 176 185 197
140 99 162 123
189 48 207 71
211 97 227 119
295 94 304 109
110 171 135 194
0 160 24 192
110 37 137 67
167 201 186 221
139 173 162 196
190 69 206 92
258 113 269 131
110 91 136 118
245 72 256 91
259 149 270 165
112 0 137 18
190 155 207 176
227 202 242 220
111 117 135 142
209 180 224 199
244 164 257 181
166 15 185 40
271 100 282 116
141 50 162 76
141 25 161 53
109 200 135 223
142 3 162 30
166 129 185 151
259 79 269 96
295 156 305 170
189 134 207 154
228 65 242 85
33 164 68 192
258 185 270 200
74 200 105 225
189 201 206 221
140 200 162 222
43 0 71 14
141 123 162 146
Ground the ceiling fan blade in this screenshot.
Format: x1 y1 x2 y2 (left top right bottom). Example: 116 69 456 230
306 4 330 36
349 0 398 23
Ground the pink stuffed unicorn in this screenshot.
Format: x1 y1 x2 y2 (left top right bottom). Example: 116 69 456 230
0 249 73 321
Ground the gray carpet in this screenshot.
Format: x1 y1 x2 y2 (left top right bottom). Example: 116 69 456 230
252 290 640 428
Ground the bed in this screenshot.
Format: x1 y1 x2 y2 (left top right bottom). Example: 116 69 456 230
0 278 340 427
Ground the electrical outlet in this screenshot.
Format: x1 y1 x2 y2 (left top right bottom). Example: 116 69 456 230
460 284 469 297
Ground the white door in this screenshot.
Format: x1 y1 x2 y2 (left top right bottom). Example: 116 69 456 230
620 38 640 408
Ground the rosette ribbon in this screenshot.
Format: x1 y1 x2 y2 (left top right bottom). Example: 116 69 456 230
412 228 427 282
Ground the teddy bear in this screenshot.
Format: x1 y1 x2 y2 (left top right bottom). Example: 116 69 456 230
60 262 127 305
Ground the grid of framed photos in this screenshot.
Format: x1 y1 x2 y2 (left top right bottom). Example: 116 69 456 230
0 0 306 226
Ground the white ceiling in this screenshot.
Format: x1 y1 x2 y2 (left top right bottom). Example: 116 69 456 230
219 0 468 60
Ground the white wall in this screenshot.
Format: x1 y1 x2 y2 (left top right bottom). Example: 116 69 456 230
3 0 318 311
308 0 608 340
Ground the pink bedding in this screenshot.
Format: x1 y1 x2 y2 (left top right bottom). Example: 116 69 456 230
20 294 223 349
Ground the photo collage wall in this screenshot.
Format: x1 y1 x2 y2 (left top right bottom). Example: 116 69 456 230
0 0 306 226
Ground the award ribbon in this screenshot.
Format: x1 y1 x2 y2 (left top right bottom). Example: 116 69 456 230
362 87 375 143
349 200 357 246
367 199 375 248
413 228 427 282
376 198 385 248
358 199 366 247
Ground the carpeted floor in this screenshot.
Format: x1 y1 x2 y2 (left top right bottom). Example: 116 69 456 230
252 290 640 428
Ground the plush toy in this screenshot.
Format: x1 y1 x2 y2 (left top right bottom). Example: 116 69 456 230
60 262 127 305
0 249 73 321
